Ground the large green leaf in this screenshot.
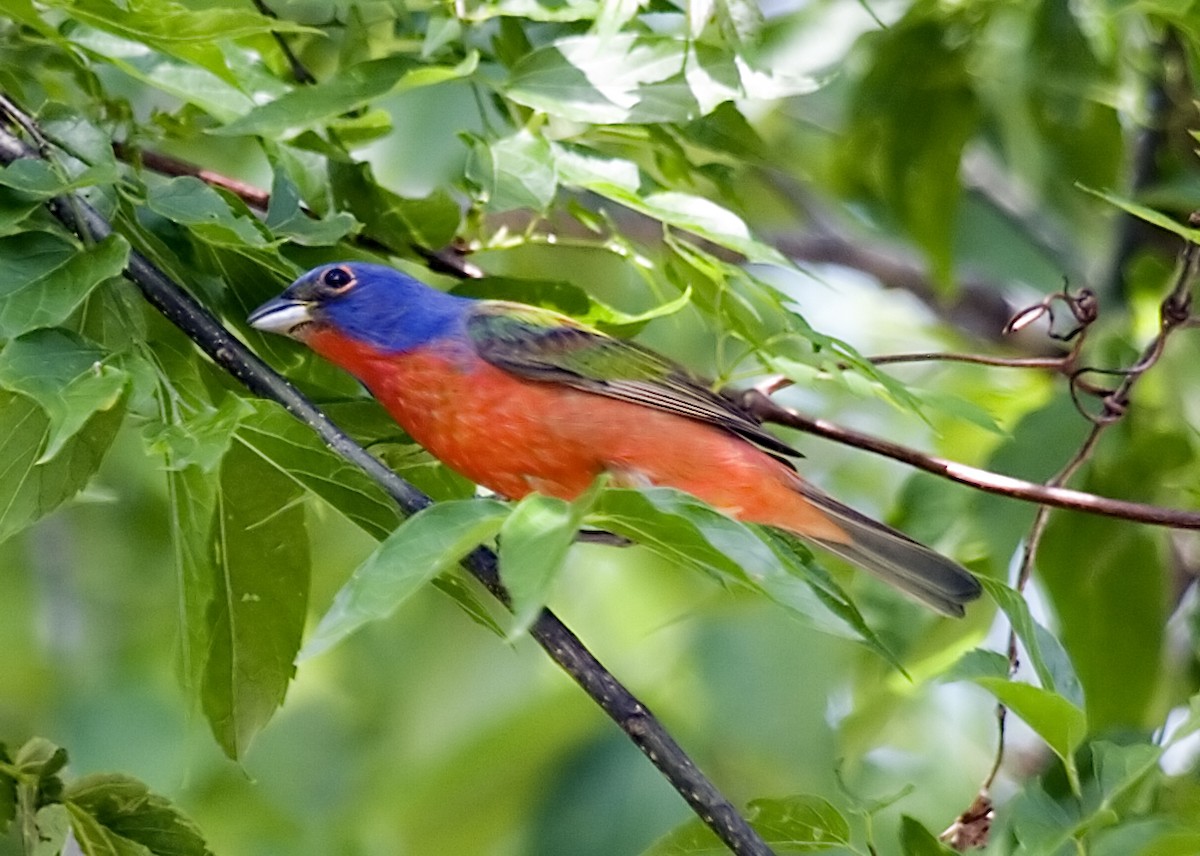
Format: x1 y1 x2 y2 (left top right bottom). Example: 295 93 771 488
145 178 269 249
301 499 510 660
45 0 317 82
329 160 461 254
554 144 790 266
68 28 257 122
0 329 128 463
65 774 212 856
264 172 359 247
499 480 603 638
216 53 479 139
0 388 125 545
464 129 558 213
0 232 130 338
201 438 311 760
506 34 814 124
973 677 1086 792
979 577 1084 708
233 401 403 541
1040 507 1169 731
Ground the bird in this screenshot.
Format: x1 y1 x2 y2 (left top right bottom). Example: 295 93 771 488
248 262 982 616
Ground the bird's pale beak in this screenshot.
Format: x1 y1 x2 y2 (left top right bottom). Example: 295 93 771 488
248 296 315 338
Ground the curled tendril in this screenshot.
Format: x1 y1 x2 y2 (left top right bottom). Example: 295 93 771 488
1003 283 1098 341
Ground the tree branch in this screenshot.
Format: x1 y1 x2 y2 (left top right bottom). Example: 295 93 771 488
735 389 1200 530
0 123 773 856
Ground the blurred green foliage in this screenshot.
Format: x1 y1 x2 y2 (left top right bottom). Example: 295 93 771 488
2 0 1200 853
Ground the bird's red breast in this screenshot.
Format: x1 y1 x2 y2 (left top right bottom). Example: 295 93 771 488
307 326 851 544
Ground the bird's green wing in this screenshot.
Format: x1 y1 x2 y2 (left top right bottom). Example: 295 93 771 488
465 301 798 459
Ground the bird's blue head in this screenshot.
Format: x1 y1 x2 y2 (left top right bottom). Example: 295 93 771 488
248 262 473 354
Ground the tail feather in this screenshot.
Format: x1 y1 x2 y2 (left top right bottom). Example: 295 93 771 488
795 484 982 617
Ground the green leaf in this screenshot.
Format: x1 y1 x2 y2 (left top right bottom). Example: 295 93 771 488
329 160 461 253
28 804 70 856
0 157 112 197
588 488 890 654
714 0 763 49
215 53 479 138
0 388 126 545
47 0 318 82
301 499 510 660
0 232 130 338
145 177 269 248
15 737 68 781
0 329 129 463
499 479 603 638
641 818 726 855
170 464 220 701
1040 506 1166 731
507 34 702 123
943 648 1009 683
14 739 69 855
506 35 813 124
980 577 1084 708
972 677 1086 792
68 28 256 122
63 802 146 856
642 794 850 854
465 130 558 212
201 438 311 760
1091 741 1161 802
450 275 690 336
233 401 403 541
461 0 600 23
746 794 851 850
1077 186 1200 242
899 815 955 855
65 774 212 856
145 395 253 475
554 144 790 266
265 172 359 246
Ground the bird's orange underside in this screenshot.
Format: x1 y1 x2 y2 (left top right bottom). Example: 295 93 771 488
308 328 849 544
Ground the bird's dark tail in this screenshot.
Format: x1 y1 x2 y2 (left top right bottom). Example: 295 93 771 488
794 483 982 617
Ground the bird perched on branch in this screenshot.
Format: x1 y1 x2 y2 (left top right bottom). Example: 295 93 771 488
249 263 981 616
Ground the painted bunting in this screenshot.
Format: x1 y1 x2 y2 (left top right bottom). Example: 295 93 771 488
248 263 981 616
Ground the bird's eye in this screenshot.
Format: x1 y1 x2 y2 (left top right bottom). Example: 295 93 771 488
321 266 354 291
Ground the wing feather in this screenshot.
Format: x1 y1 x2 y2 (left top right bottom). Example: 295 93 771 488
465 302 798 459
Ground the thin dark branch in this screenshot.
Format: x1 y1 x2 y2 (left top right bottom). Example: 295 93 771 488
864 352 1067 370
248 0 316 84
0 123 772 856
112 143 272 208
735 391 1200 530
